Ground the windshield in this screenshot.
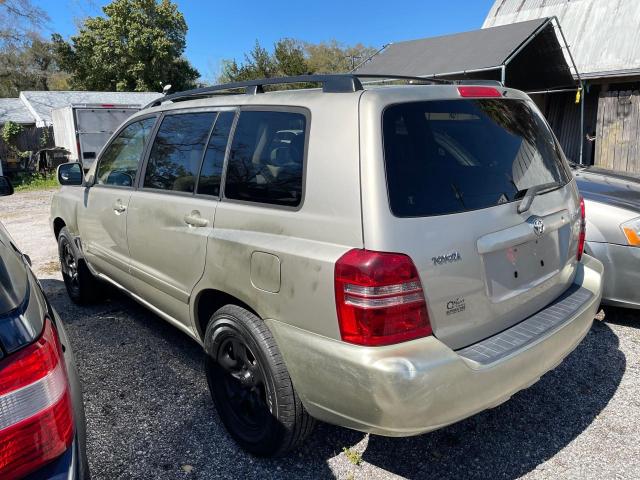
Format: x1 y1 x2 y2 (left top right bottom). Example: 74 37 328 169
382 99 572 217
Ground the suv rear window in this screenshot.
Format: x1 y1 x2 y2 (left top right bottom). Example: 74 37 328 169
382 99 571 217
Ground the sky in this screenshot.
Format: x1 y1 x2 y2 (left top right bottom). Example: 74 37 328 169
38 0 495 81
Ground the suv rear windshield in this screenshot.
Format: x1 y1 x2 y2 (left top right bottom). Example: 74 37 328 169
382 99 571 217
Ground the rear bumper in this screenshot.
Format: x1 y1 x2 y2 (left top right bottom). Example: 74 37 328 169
587 241 640 309
267 254 603 436
25 436 86 480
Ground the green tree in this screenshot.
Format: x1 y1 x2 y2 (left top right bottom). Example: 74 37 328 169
305 40 377 73
218 38 376 84
0 34 69 97
218 40 280 83
53 0 199 92
274 39 308 76
0 1 66 97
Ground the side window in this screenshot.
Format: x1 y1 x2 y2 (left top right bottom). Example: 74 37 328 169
143 112 217 193
197 111 234 196
96 117 156 187
224 110 306 207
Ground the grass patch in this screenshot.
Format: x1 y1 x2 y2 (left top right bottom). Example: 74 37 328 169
12 173 59 192
342 447 362 466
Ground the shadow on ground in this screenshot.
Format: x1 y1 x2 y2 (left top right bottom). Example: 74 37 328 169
602 306 640 329
41 279 626 479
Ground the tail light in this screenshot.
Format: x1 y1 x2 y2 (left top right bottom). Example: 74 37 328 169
457 86 502 98
334 249 432 346
577 196 586 261
0 318 74 479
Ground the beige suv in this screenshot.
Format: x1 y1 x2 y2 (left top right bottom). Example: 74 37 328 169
51 74 604 456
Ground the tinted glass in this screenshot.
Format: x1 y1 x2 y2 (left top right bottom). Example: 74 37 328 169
144 112 216 192
197 111 234 196
96 117 156 187
383 99 571 217
224 110 306 207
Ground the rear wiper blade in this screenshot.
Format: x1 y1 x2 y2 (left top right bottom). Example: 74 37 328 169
516 181 562 214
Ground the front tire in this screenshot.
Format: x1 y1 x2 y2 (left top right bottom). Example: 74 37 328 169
58 227 101 304
204 305 314 456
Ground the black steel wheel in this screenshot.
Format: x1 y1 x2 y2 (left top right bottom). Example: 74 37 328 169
204 305 314 456
210 333 271 443
60 236 80 296
57 227 101 304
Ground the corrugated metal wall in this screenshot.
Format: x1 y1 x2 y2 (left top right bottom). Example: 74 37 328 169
484 0 640 78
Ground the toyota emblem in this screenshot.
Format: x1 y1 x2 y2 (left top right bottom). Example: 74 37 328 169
533 218 545 237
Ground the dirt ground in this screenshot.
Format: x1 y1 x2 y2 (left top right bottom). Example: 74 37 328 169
1 188 639 480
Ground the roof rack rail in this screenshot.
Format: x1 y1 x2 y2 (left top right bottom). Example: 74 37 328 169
143 73 452 109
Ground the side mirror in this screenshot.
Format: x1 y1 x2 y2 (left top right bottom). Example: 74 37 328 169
57 162 84 186
0 176 13 196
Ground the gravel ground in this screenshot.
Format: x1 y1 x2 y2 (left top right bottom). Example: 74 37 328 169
1 188 639 480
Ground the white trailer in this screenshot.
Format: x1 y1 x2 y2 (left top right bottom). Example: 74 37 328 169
52 104 142 171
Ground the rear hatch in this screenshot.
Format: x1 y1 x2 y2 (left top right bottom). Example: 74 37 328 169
361 88 583 349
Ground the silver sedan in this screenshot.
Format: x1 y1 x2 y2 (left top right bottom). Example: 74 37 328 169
573 165 640 309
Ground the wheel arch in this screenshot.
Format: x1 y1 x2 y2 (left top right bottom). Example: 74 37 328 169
53 217 66 239
193 288 261 341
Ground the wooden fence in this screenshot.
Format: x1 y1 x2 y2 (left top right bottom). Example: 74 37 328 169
595 90 640 173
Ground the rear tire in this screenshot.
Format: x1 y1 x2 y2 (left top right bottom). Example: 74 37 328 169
204 305 315 456
58 227 101 304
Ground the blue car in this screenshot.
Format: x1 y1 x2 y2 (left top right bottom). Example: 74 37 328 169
0 176 89 479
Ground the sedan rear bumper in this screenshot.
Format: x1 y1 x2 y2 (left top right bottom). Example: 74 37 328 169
267 254 603 436
587 241 640 309
25 436 85 480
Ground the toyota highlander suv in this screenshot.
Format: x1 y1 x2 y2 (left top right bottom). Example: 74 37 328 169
50 74 603 456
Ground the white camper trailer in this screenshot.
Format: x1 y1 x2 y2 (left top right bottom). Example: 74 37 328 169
52 104 141 171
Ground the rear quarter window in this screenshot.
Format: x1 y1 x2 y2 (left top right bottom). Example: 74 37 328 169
224 110 307 208
382 99 571 217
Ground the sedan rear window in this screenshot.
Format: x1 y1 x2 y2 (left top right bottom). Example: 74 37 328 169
382 99 571 217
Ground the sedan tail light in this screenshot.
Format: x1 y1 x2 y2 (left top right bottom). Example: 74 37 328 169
0 317 74 479
334 249 432 346
577 197 586 261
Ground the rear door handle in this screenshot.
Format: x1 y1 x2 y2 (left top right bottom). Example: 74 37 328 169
184 211 208 228
113 200 127 214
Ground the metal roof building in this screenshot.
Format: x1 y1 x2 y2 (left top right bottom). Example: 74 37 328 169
0 98 35 125
17 91 162 127
484 0 640 173
355 0 640 172
484 0 640 81
1 91 162 127
355 18 578 92
356 18 576 91
1 90 162 174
